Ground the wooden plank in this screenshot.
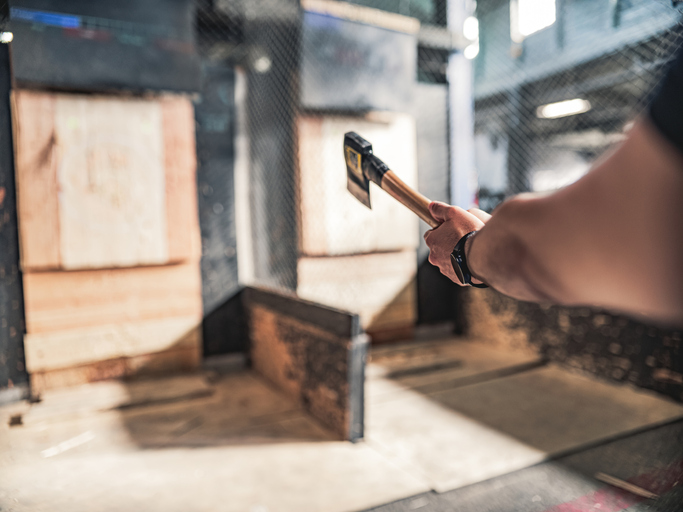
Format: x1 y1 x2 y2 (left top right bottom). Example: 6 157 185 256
11 90 61 270
245 286 367 441
23 263 202 334
161 96 201 263
29 346 200 394
53 94 168 269
298 113 419 256
297 250 417 333
24 316 201 372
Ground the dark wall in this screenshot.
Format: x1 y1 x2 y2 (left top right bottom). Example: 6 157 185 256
8 0 200 92
0 43 28 397
463 289 683 403
414 83 460 326
194 64 244 356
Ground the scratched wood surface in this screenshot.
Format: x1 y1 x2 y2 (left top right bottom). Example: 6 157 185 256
24 316 201 373
298 113 419 256
56 95 168 269
12 90 199 271
162 97 201 263
11 90 61 270
297 250 417 335
23 263 202 334
246 288 366 441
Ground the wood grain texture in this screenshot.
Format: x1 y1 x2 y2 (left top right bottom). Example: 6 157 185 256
161 96 201 263
11 90 61 270
246 287 367 441
12 91 200 272
30 347 200 394
298 113 419 256
381 170 438 228
24 316 201 372
23 263 202 334
53 95 168 269
297 250 417 332
248 304 354 440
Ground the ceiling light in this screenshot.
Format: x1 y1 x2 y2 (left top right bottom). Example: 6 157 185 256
463 17 479 41
537 98 591 119
464 42 479 60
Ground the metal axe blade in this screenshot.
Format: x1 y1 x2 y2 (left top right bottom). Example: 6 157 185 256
343 131 440 229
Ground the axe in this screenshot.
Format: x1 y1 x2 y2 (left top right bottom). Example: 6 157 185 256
343 132 440 228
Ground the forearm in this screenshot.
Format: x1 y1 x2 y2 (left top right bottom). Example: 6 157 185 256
463 120 683 324
466 195 568 303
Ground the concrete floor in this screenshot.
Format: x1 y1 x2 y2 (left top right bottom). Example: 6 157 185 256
1 338 682 512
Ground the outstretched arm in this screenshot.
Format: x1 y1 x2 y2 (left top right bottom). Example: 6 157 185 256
424 119 683 326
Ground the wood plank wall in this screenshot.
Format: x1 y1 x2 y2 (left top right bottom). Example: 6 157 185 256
12 90 202 393
297 113 419 341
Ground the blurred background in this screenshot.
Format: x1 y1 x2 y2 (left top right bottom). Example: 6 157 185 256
1 1 683 511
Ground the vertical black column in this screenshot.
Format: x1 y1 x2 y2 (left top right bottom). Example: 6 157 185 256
506 86 533 195
0 42 28 400
195 63 245 356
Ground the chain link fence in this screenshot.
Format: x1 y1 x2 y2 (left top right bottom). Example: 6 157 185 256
474 0 683 210
1 0 682 337
192 0 683 329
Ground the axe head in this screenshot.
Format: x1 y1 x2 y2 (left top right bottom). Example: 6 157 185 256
344 131 373 209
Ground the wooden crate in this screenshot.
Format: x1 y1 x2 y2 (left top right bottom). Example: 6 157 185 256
298 113 419 256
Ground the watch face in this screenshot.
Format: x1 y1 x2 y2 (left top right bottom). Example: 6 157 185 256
450 254 466 285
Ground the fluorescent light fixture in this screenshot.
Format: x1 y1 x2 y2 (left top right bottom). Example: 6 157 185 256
464 42 479 60
537 98 591 119
0 32 14 44
463 16 479 41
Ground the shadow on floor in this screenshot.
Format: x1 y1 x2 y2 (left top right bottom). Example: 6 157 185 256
362 419 683 512
118 367 338 449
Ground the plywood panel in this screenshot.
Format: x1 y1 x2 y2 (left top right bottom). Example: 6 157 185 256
12 90 200 271
297 250 417 332
245 287 367 441
11 90 61 269
25 316 201 372
298 113 419 256
54 95 168 269
23 263 202 334
162 97 201 263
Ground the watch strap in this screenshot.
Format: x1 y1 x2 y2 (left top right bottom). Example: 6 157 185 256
450 231 489 288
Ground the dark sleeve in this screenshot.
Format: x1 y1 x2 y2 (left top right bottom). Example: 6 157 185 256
649 46 683 154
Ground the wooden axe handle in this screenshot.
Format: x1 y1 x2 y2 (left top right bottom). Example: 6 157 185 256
381 171 440 229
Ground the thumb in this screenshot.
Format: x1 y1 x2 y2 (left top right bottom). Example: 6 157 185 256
429 201 455 223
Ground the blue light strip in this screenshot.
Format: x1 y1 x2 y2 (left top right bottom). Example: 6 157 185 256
10 7 81 29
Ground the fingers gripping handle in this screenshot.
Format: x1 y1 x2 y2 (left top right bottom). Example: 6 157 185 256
381 171 440 229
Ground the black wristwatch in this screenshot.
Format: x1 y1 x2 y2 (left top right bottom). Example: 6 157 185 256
450 231 489 288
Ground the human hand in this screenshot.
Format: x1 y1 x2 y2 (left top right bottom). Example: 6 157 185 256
423 202 491 284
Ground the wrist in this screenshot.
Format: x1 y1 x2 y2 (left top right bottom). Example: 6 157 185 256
464 231 484 285
450 230 488 288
